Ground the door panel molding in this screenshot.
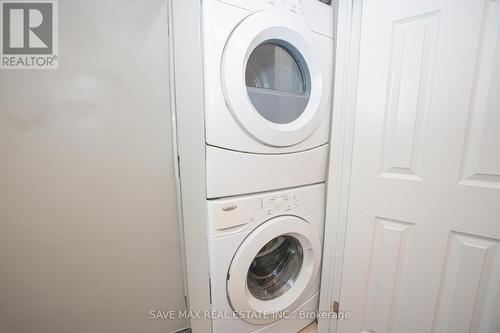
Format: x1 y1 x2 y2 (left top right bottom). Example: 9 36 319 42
460 0 500 189
363 218 414 333
432 232 500 333
380 12 439 181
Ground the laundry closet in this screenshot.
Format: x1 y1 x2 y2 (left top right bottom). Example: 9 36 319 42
170 0 500 332
170 0 333 332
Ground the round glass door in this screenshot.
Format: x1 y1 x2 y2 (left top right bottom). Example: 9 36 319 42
221 11 328 147
245 41 311 125
247 235 304 301
226 216 321 325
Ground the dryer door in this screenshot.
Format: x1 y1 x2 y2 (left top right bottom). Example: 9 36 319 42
227 216 321 324
222 10 329 147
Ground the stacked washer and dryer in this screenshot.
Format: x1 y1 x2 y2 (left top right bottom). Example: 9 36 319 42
171 1 334 332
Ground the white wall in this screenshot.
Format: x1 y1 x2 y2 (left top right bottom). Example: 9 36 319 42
0 1 188 332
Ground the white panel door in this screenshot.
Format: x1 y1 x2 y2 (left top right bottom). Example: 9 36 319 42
338 0 500 332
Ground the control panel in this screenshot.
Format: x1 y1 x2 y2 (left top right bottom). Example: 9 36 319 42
216 0 334 36
267 0 305 14
255 192 299 218
208 183 324 238
268 0 330 8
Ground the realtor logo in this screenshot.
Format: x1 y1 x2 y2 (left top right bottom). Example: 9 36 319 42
1 0 58 69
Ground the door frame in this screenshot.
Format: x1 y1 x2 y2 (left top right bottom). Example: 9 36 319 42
318 1 363 333
169 1 212 332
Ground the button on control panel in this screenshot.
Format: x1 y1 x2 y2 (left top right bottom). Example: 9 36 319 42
268 0 305 14
255 191 300 220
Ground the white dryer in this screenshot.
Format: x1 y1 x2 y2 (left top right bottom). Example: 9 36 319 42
207 184 325 333
202 0 335 198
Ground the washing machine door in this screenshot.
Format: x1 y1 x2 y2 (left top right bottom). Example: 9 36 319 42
227 216 321 324
222 10 328 147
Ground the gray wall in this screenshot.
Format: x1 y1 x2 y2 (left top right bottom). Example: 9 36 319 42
0 1 188 332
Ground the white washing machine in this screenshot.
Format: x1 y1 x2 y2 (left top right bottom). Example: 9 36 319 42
207 184 325 333
202 0 335 198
